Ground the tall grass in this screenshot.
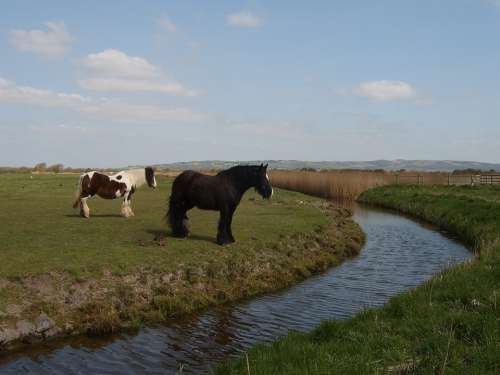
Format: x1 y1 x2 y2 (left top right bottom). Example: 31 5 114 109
269 170 480 201
270 170 394 201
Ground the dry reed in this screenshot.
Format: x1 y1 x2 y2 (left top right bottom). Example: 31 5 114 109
269 170 479 201
269 170 394 201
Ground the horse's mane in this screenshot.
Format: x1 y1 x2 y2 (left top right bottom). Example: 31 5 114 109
216 165 257 179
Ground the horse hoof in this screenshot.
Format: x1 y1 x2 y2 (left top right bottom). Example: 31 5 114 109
172 231 188 238
217 237 233 246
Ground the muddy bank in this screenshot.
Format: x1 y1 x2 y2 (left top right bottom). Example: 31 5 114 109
0 202 364 352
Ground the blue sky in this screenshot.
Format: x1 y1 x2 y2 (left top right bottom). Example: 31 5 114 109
1 0 499 167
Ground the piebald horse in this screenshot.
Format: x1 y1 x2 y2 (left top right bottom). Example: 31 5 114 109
73 167 157 218
167 164 273 245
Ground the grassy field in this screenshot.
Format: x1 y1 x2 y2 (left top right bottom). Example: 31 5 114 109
215 185 500 374
0 173 364 348
0 173 329 277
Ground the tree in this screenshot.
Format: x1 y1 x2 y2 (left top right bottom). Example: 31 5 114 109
34 162 47 172
48 164 64 173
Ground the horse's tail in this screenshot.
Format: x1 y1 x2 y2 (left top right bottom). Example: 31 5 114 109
166 172 192 237
72 174 85 208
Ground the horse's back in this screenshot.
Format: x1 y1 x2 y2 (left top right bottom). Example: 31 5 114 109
172 170 199 189
171 170 222 209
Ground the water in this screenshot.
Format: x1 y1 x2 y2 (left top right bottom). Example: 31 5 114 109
0 205 472 374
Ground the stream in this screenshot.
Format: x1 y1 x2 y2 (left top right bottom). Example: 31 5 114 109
0 204 472 374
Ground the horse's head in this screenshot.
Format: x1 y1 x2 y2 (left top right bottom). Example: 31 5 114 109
145 167 157 188
254 164 273 199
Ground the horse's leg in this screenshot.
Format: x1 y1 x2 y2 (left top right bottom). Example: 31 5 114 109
122 189 135 217
168 200 190 237
182 212 189 233
176 209 189 237
121 192 131 218
226 206 236 243
80 196 90 218
217 207 233 245
127 188 135 217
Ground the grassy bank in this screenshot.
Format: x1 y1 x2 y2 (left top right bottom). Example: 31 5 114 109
215 185 500 374
0 173 364 350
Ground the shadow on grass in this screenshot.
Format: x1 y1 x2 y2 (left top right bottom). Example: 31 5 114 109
65 214 123 218
146 229 216 244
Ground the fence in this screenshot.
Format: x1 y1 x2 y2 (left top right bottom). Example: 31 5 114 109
479 174 500 184
393 174 499 186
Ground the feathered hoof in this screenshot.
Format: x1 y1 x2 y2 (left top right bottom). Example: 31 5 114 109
80 204 90 218
172 228 189 238
216 234 235 246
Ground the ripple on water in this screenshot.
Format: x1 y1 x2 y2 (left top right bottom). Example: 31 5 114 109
0 205 472 375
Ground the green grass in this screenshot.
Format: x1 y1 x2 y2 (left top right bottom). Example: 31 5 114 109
214 185 500 374
0 173 332 277
0 173 364 346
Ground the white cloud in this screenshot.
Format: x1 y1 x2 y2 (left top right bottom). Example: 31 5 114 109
9 21 74 58
158 15 177 33
78 78 201 96
354 80 416 102
226 11 263 28
81 49 160 79
0 77 207 123
79 49 201 96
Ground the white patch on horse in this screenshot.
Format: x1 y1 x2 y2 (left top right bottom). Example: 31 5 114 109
266 172 273 197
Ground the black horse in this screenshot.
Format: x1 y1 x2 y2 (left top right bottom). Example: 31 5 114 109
167 164 273 245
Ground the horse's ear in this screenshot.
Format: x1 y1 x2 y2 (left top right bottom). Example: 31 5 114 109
259 163 263 169
264 163 268 169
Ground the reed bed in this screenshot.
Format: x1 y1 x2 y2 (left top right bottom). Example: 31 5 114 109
269 170 393 201
269 170 479 201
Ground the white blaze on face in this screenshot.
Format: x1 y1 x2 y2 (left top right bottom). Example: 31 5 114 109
266 172 273 197
153 176 157 188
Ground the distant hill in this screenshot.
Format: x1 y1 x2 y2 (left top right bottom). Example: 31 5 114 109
150 159 500 172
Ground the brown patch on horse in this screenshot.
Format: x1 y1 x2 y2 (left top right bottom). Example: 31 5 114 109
81 173 127 200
